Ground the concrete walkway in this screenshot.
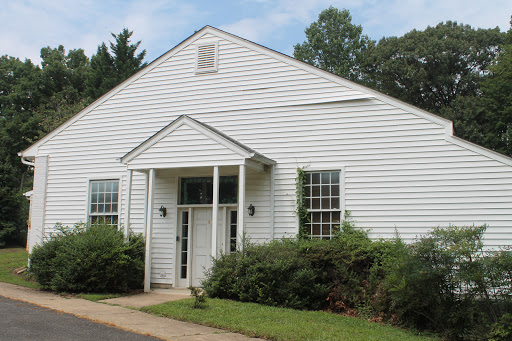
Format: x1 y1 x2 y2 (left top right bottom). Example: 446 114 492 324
98 288 192 308
0 283 261 341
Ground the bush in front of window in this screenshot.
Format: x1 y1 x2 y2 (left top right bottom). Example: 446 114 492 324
30 222 144 293
203 239 329 310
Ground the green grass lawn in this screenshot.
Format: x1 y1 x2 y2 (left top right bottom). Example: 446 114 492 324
75 293 123 301
0 247 40 288
142 298 436 341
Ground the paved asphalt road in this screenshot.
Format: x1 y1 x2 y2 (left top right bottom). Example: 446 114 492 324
0 296 162 341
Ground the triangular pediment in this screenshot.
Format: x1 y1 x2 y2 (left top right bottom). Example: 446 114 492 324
121 115 274 170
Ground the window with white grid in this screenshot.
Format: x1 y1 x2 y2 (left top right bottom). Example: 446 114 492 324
89 180 119 226
304 171 341 239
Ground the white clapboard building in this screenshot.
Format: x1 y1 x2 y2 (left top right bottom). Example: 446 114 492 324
20 26 512 291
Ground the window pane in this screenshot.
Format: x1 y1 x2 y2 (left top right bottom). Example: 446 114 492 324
312 173 320 184
321 172 330 184
98 193 104 203
321 197 330 209
98 182 105 192
322 224 331 235
331 185 339 196
312 224 321 235
105 182 111 192
105 204 111 213
305 186 310 197
312 212 321 223
92 182 98 193
312 198 320 209
312 185 320 197
91 193 98 204
322 211 331 223
91 204 97 213
321 185 330 197
113 182 119 192
98 204 104 213
331 197 339 209
105 193 112 204
305 173 311 183
112 203 118 213
331 172 339 184
219 176 238 204
332 211 341 223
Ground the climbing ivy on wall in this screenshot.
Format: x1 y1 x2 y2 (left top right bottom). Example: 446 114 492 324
295 167 310 239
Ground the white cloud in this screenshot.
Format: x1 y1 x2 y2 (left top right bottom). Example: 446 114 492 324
1 0 509 65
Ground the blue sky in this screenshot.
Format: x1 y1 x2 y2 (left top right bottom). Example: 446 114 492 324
1 0 510 65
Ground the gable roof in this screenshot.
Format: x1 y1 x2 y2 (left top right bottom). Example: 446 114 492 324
120 115 275 166
19 26 512 166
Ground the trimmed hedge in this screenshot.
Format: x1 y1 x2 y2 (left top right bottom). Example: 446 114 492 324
30 222 144 293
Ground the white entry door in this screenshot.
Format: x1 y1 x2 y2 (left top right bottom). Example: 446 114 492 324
191 208 212 287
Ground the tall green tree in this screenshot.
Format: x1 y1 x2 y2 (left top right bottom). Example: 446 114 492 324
37 45 90 132
479 20 512 156
86 28 147 99
294 7 375 82
365 22 504 113
0 56 41 246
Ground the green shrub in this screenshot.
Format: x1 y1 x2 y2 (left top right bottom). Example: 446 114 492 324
380 225 512 340
203 239 328 310
30 222 144 293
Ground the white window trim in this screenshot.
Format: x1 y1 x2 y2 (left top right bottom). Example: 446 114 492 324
86 177 122 227
302 168 345 239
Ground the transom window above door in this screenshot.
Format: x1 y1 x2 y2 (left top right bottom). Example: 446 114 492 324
179 176 238 205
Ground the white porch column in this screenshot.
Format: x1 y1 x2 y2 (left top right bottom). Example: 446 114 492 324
144 169 155 292
237 164 246 249
211 166 219 258
124 169 133 239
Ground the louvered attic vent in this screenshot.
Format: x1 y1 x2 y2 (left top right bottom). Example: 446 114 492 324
195 42 218 74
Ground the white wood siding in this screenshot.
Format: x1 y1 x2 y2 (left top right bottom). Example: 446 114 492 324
128 124 245 169
29 31 512 285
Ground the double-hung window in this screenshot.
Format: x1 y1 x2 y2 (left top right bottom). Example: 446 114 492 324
89 180 119 226
304 171 341 239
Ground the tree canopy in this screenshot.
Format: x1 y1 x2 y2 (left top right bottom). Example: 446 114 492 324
294 7 375 81
0 28 146 247
86 28 147 99
365 21 504 113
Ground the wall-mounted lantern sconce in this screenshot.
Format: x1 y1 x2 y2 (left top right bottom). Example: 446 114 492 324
247 204 255 216
159 205 167 217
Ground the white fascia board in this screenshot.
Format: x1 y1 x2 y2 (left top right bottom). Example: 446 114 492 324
249 152 276 166
20 27 213 158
